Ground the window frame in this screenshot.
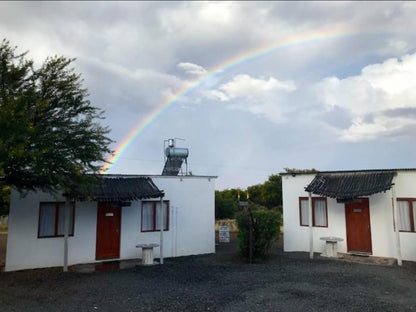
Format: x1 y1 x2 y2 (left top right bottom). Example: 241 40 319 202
141 200 170 232
299 196 328 228
37 202 75 238
396 198 416 233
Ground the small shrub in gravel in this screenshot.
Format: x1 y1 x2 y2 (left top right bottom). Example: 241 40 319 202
236 206 281 262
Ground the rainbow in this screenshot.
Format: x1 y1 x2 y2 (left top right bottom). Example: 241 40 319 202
101 26 378 173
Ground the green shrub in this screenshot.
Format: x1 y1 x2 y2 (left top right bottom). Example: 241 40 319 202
236 207 281 262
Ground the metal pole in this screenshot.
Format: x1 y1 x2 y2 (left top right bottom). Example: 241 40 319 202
63 197 71 272
175 206 178 257
248 205 253 264
308 192 314 259
160 196 164 264
391 186 402 266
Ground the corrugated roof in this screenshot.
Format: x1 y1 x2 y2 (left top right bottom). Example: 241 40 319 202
103 174 217 179
304 171 396 200
280 168 416 176
76 177 164 202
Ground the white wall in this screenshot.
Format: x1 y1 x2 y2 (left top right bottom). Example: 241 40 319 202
6 192 98 271
6 176 215 271
282 171 416 262
392 171 416 261
282 174 348 254
121 176 216 260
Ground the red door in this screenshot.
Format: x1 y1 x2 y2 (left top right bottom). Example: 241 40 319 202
345 198 372 254
96 202 121 260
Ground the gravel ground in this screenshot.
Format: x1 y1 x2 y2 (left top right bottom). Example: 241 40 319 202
1 234 416 312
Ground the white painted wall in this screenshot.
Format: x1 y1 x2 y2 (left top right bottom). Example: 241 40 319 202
121 176 216 261
6 176 215 271
282 171 416 262
391 171 416 261
6 192 98 271
282 174 348 255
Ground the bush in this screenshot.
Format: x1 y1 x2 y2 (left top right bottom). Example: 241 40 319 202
236 207 281 261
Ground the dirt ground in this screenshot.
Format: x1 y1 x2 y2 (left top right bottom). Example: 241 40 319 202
1 234 416 312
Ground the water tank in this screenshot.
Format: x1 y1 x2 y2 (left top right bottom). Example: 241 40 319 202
165 147 189 158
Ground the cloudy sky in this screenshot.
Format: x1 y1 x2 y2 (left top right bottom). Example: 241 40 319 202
2 1 416 190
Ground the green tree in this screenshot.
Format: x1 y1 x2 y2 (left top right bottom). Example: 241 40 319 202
246 175 282 210
0 39 112 196
236 205 281 261
261 174 282 209
246 184 264 206
215 191 236 219
215 188 243 219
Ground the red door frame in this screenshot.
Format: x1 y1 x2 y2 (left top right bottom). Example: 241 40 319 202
345 198 372 254
95 202 121 260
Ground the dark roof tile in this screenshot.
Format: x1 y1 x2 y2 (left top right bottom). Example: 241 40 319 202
305 171 396 199
77 177 164 202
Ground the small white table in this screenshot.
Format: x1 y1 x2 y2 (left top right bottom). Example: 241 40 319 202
136 243 160 265
320 237 344 258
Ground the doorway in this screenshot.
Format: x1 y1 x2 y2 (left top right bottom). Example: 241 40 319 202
96 202 121 260
345 198 372 254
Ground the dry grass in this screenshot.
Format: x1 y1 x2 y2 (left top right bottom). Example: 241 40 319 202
0 224 8 233
215 219 238 232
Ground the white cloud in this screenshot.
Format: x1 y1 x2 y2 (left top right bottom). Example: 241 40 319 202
177 62 207 76
203 90 230 102
315 52 416 141
387 39 409 54
339 116 415 142
3 2 416 187
159 2 239 34
197 2 235 24
217 74 296 100
82 56 186 111
203 74 296 123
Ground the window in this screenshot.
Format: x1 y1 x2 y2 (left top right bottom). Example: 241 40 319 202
38 202 75 238
396 199 416 232
141 201 169 232
299 197 328 227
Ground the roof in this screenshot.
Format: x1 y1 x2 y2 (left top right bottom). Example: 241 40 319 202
76 176 164 202
102 174 218 179
304 171 396 200
280 168 416 176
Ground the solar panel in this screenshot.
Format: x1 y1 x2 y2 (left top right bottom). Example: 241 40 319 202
162 157 186 176
161 140 189 176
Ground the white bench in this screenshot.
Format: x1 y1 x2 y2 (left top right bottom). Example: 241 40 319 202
320 237 344 258
136 243 160 265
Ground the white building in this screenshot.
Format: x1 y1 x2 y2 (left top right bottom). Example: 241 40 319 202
282 169 416 264
6 174 216 272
